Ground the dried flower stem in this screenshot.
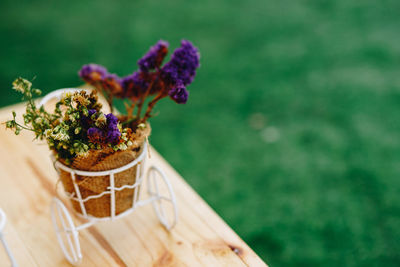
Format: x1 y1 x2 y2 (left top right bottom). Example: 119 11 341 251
136 78 155 120
5 120 35 132
141 93 165 122
78 40 199 130
136 100 144 120
124 101 136 119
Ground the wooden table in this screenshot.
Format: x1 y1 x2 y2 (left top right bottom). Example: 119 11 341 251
0 103 267 266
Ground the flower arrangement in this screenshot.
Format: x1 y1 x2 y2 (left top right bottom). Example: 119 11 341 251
4 40 199 218
79 40 199 128
5 40 200 164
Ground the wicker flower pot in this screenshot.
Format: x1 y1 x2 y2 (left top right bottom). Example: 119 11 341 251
57 124 151 218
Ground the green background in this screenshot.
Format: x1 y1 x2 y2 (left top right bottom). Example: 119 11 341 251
1 0 400 265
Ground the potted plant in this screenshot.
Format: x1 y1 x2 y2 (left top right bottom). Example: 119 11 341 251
5 40 200 218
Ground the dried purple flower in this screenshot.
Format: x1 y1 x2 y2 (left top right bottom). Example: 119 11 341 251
169 84 189 104
79 64 108 83
128 72 149 91
106 127 121 144
87 114 121 144
161 40 200 87
87 127 104 144
102 73 124 97
78 40 199 127
105 113 121 144
160 64 179 87
88 109 97 117
121 75 138 100
138 40 169 72
81 109 97 127
122 71 153 100
106 113 119 126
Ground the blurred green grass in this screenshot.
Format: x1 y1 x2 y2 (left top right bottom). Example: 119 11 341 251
1 0 400 265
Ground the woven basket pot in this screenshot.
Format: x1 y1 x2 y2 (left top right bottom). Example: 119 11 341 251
58 124 151 218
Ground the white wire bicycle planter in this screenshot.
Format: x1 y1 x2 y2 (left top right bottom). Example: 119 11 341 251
41 89 178 265
0 209 18 267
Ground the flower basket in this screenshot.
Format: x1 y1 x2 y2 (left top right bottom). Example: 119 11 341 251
56 124 150 218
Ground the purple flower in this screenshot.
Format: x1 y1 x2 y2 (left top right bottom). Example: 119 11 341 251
102 73 124 97
122 71 153 100
104 73 122 83
160 64 179 87
106 113 119 126
138 40 169 72
86 113 121 144
88 109 97 117
87 127 102 136
87 127 104 144
79 64 108 83
124 72 149 91
106 128 121 144
169 84 189 104
161 40 200 87
105 113 121 144
87 114 121 144
81 109 97 127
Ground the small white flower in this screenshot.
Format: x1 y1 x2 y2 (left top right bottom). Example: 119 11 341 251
12 78 31 93
118 143 128 150
77 150 90 157
51 129 70 141
69 114 76 122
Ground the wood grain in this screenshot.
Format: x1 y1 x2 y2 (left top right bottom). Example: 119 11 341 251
0 102 267 266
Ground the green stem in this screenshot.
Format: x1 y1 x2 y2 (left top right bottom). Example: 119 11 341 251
14 121 36 132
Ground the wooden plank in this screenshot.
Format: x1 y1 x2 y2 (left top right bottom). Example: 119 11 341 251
0 102 267 266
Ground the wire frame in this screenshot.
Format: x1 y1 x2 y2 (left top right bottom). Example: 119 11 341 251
54 143 148 221
42 88 178 265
